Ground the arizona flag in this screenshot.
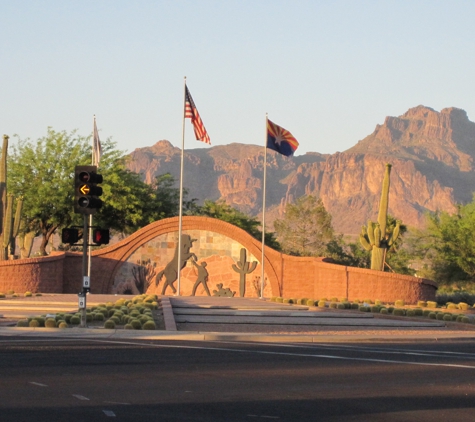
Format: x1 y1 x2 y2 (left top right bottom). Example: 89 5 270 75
185 85 211 145
267 119 299 156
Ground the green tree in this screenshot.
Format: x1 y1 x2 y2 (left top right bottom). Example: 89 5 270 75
8 128 190 255
195 200 281 250
273 195 334 256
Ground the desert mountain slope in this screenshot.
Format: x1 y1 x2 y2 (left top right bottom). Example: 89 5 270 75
127 106 475 235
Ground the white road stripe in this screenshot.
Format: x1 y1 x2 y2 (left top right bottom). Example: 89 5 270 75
72 394 90 400
29 381 47 387
103 410 116 417
84 339 475 369
103 401 130 405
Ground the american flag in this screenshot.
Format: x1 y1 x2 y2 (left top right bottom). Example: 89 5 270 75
93 116 102 166
185 85 211 145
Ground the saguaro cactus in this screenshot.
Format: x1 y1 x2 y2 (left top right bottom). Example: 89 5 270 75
232 248 258 297
360 164 401 271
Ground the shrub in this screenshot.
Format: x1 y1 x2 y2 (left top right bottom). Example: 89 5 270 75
350 303 359 310
307 299 315 307
86 313 93 322
427 301 438 308
447 303 458 310
423 310 432 317
58 321 68 328
142 320 156 330
340 298 348 303
380 308 389 315
320 298 328 302
12 293 18 297
276 297 283 303
29 319 40 327
387 306 395 314
363 298 373 304
45 318 56 328
283 298 290 304
318 300 326 308
0 292 4 298
458 302 470 311
359 306 370 312
70 316 81 325
16 319 29 327
443 314 453 322
374 300 382 306
429 312 437 319
436 313 445 320
24 291 32 297
270 297 276 302
414 308 423 317
64 314 73 323
329 302 338 309
109 316 121 325
337 303 346 310
417 301 427 308
394 300 405 307
370 305 381 313
34 317 45 327
124 324 134 330
7 290 14 295
130 319 142 329
393 308 405 316
330 297 339 303
35 293 42 296
140 315 152 324
104 319 116 329
406 309 416 317
461 316 470 324
93 313 105 321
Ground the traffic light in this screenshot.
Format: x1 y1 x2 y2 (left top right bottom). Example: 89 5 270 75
62 228 79 244
92 228 110 245
74 165 103 214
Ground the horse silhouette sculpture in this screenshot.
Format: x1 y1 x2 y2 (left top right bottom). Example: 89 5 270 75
155 234 197 295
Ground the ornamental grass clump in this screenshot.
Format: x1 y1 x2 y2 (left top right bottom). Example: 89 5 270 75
329 302 338 309
276 297 283 303
307 299 315 307
394 299 405 307
24 291 32 297
447 303 458 310
458 302 470 311
318 300 326 308
417 301 427 308
427 301 438 308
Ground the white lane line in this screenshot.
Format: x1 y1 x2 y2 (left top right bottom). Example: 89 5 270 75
29 381 48 387
72 394 90 400
103 410 116 417
103 401 130 405
84 338 475 369
260 416 279 419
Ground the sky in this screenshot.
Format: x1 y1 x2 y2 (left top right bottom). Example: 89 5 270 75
1 0 475 156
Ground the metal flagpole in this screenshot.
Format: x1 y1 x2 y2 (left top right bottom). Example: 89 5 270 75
260 114 268 299
176 77 187 296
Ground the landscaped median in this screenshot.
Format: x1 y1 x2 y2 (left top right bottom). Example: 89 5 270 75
270 296 475 325
14 294 161 330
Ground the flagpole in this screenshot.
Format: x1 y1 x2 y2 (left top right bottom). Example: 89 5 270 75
176 77 187 297
87 115 97 286
260 114 268 300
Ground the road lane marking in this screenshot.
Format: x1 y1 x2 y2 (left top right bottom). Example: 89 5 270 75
103 410 116 417
103 401 130 405
72 394 90 400
29 382 47 387
84 339 475 369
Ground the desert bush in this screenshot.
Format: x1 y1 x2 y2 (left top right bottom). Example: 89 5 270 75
0 292 5 298
330 297 339 303
387 306 395 314
370 305 381 313
130 319 142 329
443 314 453 322
12 293 18 297
436 313 445 320
276 297 283 303
350 303 359 310
93 313 105 321
142 320 156 330
337 303 346 310
423 310 432 317
447 303 458 310
363 298 373 304
340 297 348 303
7 290 14 295
124 323 134 330
458 302 470 311
70 315 81 325
58 321 68 328
104 319 116 329
427 301 438 308
45 318 56 328
414 308 423 317
24 291 32 297
429 312 437 319
380 308 389 315
306 299 315 307
394 300 405 307
393 308 405 316
270 297 276 302
283 298 290 304
374 299 382 306
359 306 370 312
35 293 42 296
318 300 326 308
29 319 40 327
16 319 29 327
329 302 338 309
417 301 427 308
406 309 416 317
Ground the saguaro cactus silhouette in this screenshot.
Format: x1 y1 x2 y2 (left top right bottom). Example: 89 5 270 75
232 248 257 297
359 164 401 271
0 135 22 260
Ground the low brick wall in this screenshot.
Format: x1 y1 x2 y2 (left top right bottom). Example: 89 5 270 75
0 217 437 303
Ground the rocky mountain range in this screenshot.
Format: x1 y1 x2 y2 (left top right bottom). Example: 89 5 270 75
126 105 475 235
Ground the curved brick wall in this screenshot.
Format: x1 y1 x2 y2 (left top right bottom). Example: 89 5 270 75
0 216 437 303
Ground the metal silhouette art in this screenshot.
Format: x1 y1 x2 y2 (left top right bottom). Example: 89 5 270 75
232 248 257 297
155 234 197 295
191 259 210 296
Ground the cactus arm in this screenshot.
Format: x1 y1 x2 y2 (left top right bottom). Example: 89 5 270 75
367 221 375 245
13 197 23 238
2 194 13 258
374 225 381 248
359 233 372 251
377 164 392 235
388 221 401 247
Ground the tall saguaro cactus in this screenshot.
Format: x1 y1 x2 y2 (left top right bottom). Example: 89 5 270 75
232 248 258 297
360 164 401 271
0 135 23 260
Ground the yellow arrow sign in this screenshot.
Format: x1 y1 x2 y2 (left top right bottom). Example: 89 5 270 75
79 184 90 195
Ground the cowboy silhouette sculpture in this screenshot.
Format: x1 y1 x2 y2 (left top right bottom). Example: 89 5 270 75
155 234 197 295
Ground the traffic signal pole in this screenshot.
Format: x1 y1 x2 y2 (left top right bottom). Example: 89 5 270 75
80 214 89 327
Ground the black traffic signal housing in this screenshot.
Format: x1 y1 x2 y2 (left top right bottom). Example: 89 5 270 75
92 228 110 245
74 165 103 214
61 228 79 244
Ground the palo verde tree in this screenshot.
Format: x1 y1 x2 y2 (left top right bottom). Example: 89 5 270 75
273 195 334 256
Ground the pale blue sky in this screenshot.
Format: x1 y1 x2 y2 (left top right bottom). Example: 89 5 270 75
1 0 474 156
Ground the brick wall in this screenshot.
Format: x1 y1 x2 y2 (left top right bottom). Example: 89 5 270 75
0 216 437 303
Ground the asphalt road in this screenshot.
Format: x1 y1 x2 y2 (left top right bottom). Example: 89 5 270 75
1 337 475 421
